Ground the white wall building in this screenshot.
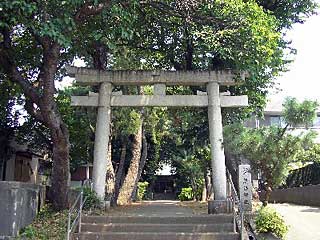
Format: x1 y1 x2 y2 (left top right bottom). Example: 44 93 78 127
246 97 320 143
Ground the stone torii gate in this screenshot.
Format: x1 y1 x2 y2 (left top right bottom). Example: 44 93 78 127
68 67 248 213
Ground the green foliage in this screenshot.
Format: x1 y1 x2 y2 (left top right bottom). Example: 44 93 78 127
225 124 316 189
255 206 289 239
137 181 149 201
257 0 318 29
56 87 96 171
1 0 318 209
112 108 142 138
283 97 319 128
295 143 320 163
80 187 101 210
120 0 315 116
18 205 67 240
178 187 194 201
172 148 206 200
0 80 23 130
224 98 319 193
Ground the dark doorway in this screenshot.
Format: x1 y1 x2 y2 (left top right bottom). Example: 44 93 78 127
14 153 33 182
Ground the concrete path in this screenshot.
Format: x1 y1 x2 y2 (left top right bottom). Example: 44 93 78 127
109 200 195 217
271 203 320 240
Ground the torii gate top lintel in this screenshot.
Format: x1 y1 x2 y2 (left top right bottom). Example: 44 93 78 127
66 66 247 86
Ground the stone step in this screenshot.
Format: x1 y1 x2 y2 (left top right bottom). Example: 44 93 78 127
73 232 239 240
82 215 234 224
81 223 235 233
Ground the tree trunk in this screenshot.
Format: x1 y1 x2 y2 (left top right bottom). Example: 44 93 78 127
205 172 213 200
117 123 143 205
36 44 70 210
51 123 70 210
191 179 197 201
106 140 115 201
131 129 148 200
1 41 72 210
0 131 11 181
201 184 207 202
114 139 127 201
137 130 148 182
36 85 70 211
201 173 207 202
263 185 272 206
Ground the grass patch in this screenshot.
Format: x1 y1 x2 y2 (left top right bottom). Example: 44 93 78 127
18 205 68 240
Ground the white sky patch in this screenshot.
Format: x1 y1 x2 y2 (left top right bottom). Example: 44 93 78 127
272 3 320 100
156 163 173 176
56 58 86 90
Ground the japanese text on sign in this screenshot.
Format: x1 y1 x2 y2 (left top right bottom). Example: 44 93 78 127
239 164 252 212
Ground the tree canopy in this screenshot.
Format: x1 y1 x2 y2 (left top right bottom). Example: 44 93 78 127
0 0 318 209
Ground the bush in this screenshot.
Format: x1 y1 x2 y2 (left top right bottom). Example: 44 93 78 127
137 182 149 201
81 187 101 210
178 187 194 201
255 206 289 239
19 204 67 239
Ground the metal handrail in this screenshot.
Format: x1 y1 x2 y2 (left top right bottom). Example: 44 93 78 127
66 179 92 240
82 179 93 190
226 169 246 240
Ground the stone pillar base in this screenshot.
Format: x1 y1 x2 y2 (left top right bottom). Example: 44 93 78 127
208 199 232 214
97 200 111 210
104 200 111 209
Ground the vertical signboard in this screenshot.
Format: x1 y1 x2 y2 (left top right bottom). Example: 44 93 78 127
239 164 252 212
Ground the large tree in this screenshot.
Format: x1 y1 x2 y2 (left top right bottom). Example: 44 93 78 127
0 0 317 209
0 0 134 210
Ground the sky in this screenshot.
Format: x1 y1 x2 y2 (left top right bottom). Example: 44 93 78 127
272 7 320 100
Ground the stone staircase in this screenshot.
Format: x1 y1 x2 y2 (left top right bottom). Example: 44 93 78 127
72 215 239 240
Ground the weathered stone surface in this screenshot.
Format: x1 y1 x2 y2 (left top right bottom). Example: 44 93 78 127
92 83 112 200
208 200 233 214
76 214 236 239
83 215 234 224
239 165 252 212
73 232 239 240
81 223 234 233
67 67 247 86
154 84 166 95
207 82 227 201
75 201 237 239
71 95 248 108
0 181 45 238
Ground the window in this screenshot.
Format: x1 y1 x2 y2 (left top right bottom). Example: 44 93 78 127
270 116 286 127
313 116 320 128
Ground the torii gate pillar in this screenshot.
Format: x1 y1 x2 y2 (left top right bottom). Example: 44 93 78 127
92 82 112 200
207 82 229 214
